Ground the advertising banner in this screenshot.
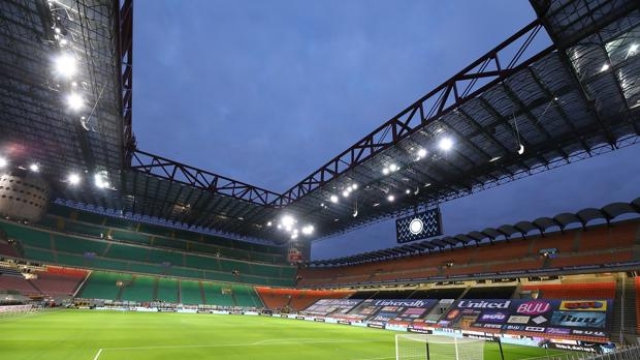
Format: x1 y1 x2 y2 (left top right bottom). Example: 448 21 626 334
301 299 362 317
441 299 612 337
345 299 438 323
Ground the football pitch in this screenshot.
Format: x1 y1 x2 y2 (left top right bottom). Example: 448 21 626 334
0 310 569 360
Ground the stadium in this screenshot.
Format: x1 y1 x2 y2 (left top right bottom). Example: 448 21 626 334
1 0 640 359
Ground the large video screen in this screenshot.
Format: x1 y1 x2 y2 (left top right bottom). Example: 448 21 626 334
396 208 442 243
439 299 612 338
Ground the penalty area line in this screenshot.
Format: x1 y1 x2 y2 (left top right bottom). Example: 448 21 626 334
92 348 103 360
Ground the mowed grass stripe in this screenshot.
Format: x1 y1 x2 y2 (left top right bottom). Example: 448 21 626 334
0 310 569 360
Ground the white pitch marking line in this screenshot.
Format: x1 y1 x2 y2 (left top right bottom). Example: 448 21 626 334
92 348 103 360
103 339 375 351
350 357 396 360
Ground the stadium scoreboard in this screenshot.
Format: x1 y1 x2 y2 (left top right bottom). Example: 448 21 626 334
396 208 442 243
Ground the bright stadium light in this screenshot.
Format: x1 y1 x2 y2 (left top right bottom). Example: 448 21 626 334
266 221 272 227
387 194 395 202
66 93 84 111
0 157 7 168
53 53 77 78
67 173 81 186
389 163 398 172
405 189 411 195
29 163 39 172
281 215 295 231
330 194 339 203
600 63 610 72
302 225 314 235
382 167 390 175
628 43 638 57
417 148 427 158
439 137 453 151
342 190 349 198
351 183 358 190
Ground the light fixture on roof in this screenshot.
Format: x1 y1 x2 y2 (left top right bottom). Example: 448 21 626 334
417 148 427 160
517 144 525 155
53 53 77 78
67 173 81 186
29 163 39 172
387 194 395 202
389 163 399 172
66 93 84 111
600 63 610 72
281 215 295 228
0 157 7 168
291 233 298 240
628 43 638 57
301 225 314 235
439 137 453 151
94 171 110 189
351 183 358 190
405 189 411 195
489 156 501 163
266 221 272 227
382 167 390 175
342 190 349 198
330 194 339 203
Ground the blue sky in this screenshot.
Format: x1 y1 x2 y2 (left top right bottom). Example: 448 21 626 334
133 1 640 260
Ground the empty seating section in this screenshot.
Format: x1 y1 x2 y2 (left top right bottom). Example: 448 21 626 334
104 243 148 262
636 277 640 333
121 275 155 302
153 237 186 251
32 269 86 297
147 249 184 266
522 281 616 299
53 235 108 256
0 274 37 295
255 287 291 310
3 222 51 248
185 254 219 270
549 251 631 268
475 241 529 262
63 222 104 238
0 240 19 257
232 285 262 307
22 247 56 263
180 280 204 305
79 271 131 300
110 229 152 245
156 277 178 303
531 231 576 254
580 223 637 252
202 283 235 306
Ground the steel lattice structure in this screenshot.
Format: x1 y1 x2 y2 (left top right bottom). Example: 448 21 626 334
1 0 639 245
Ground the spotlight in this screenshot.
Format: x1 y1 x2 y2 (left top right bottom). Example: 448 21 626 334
66 93 84 111
405 189 411 195
628 43 638 56
29 163 39 172
389 163 398 172
67 173 81 185
53 53 77 78
517 143 525 155
291 233 298 240
417 148 427 158
281 215 295 228
600 63 610 72
301 225 314 235
267 221 272 227
387 194 395 202
330 195 339 203
382 167 390 175
0 157 7 168
342 190 349 198
439 137 453 151
351 183 358 190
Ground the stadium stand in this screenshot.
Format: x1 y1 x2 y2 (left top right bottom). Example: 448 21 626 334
180 279 204 305
31 267 87 297
0 273 38 296
78 271 132 300
120 275 155 302
202 282 235 307
521 281 616 299
156 277 178 303
0 240 20 258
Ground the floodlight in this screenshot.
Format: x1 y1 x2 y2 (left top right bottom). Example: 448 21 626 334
60 38 68 46
387 194 395 202
0 157 7 168
439 137 453 151
351 183 358 190
628 43 638 56
405 189 411 194
29 163 39 172
291 233 298 240
66 93 84 111
330 195 339 203
417 148 427 158
517 143 525 155
302 225 314 235
281 215 295 227
382 167 390 175
342 190 349 198
389 163 398 172
54 53 77 78
68 173 81 185
266 221 272 227
600 63 610 72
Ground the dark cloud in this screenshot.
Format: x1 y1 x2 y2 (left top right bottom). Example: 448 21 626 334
132 1 640 260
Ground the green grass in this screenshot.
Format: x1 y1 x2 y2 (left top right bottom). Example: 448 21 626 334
0 310 569 360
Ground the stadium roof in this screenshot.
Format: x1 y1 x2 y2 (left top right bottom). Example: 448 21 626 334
0 0 639 245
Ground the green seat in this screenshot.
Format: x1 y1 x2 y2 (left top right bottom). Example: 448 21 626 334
202 283 234 306
23 246 56 263
53 234 108 255
79 271 131 300
180 280 203 305
157 277 178 303
120 275 155 302
2 222 51 248
106 244 149 262
110 230 151 245
147 249 184 266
